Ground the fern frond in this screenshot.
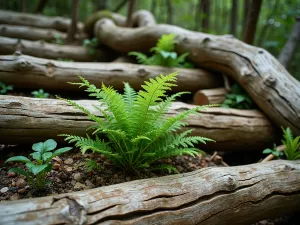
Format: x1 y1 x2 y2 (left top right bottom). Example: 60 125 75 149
128 52 150 65
151 164 179 174
153 33 176 52
123 82 137 114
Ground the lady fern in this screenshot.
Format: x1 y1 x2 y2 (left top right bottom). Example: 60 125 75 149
58 72 214 173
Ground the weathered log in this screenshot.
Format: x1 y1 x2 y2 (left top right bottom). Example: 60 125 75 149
0 9 83 32
1 160 300 225
0 37 112 62
194 88 227 105
0 54 222 93
0 95 279 151
0 24 73 42
95 19 300 135
131 10 156 27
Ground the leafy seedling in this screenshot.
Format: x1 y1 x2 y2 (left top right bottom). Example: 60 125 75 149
83 38 99 55
31 89 49 98
6 139 72 191
0 82 13 95
58 72 215 173
262 144 284 158
85 159 102 172
281 127 300 160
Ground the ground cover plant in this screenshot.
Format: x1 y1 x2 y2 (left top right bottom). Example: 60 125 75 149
31 89 49 98
0 82 13 95
128 34 194 68
5 139 72 191
59 72 214 173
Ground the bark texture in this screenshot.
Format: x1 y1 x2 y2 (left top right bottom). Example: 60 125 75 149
1 160 300 225
95 19 300 135
278 17 300 68
132 10 156 27
0 24 69 41
0 37 112 62
0 54 222 93
0 95 279 151
0 9 83 32
194 88 227 105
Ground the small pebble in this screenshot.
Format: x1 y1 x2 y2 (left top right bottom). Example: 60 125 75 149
10 193 20 201
16 178 26 188
85 180 95 188
65 166 73 172
73 173 82 181
18 188 25 194
113 174 118 179
64 158 74 165
74 182 86 190
0 187 9 193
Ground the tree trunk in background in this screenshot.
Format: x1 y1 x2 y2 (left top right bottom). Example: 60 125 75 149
194 0 201 30
278 17 300 68
257 0 279 46
202 0 210 32
166 0 173 24
126 0 136 27
35 0 48 14
230 0 238 36
214 0 219 34
93 0 107 11
242 0 262 45
67 0 79 43
20 0 26 12
151 0 156 16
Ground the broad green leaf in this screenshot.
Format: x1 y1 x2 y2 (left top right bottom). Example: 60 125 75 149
263 149 273 154
53 147 72 157
235 94 246 104
6 156 31 163
44 139 57 151
42 152 53 161
30 164 48 175
30 152 41 161
8 168 29 177
32 142 44 152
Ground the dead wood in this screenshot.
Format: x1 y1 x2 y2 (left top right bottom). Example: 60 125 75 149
1 160 300 225
0 54 222 93
0 95 279 151
0 9 83 32
0 24 73 42
0 37 112 62
94 19 300 135
194 88 227 105
132 10 156 27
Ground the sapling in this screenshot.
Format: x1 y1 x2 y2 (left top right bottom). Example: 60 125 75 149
6 139 72 191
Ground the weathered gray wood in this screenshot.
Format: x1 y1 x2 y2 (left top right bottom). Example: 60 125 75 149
95 19 300 135
0 95 279 151
194 88 227 105
0 37 112 62
0 9 83 32
1 160 300 225
0 54 222 93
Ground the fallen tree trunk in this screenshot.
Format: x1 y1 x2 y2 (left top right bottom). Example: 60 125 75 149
0 95 279 151
194 88 227 105
0 37 113 62
0 54 221 93
95 18 300 135
1 160 300 225
0 9 83 32
0 24 71 42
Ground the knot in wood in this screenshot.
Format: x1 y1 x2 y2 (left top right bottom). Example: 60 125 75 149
15 59 32 71
264 74 276 86
13 51 22 56
137 68 149 77
224 175 236 190
202 37 211 45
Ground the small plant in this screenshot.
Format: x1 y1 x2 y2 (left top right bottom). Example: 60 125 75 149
31 89 49 98
83 38 99 55
58 72 214 173
281 127 300 160
262 144 284 159
84 159 102 172
221 83 255 109
0 82 13 95
5 139 72 191
52 33 64 45
128 34 194 68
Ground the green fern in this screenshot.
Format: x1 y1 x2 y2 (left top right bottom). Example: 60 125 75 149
59 73 214 172
128 34 194 68
281 127 300 160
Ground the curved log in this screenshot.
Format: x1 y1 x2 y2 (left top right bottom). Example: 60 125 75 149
0 95 279 151
132 10 156 27
194 88 227 105
95 19 300 135
0 37 112 62
0 53 221 93
0 24 77 42
0 9 83 32
1 160 300 225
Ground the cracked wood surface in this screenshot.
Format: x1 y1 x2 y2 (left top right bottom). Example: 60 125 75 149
95 19 300 135
0 95 279 151
0 37 112 62
1 160 300 225
0 9 83 32
193 88 228 105
0 54 222 93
